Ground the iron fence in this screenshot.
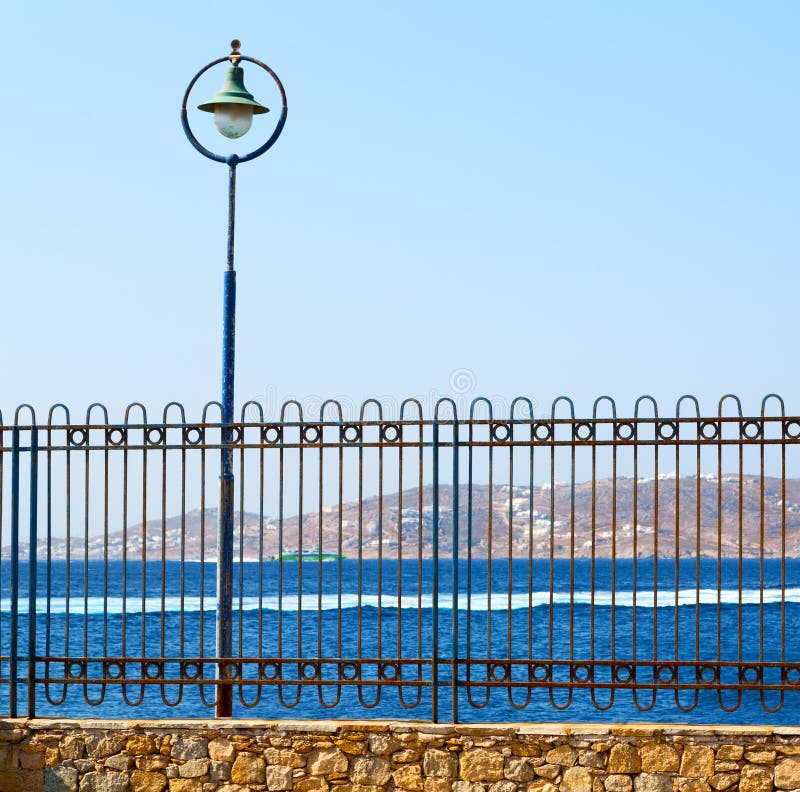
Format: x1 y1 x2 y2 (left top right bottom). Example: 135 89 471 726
0 395 799 721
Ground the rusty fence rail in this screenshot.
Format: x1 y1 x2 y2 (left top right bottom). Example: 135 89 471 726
0 395 799 721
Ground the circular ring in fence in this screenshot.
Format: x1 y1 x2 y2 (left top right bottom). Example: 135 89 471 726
379 662 400 681
741 665 760 684
259 662 279 680
104 661 124 680
68 661 86 679
106 428 127 447
300 661 320 681
656 664 675 683
146 427 166 446
784 667 800 685
183 426 204 446
262 424 283 444
614 422 636 441
699 421 720 441
339 662 359 681
491 422 511 442
181 661 202 680
571 664 591 683
489 662 510 682
143 661 163 680
613 664 633 683
68 428 88 447
657 421 677 441
574 422 595 441
529 663 550 682
783 420 800 440
533 422 552 441
342 424 362 444
380 423 402 443
698 664 718 684
301 424 321 444
741 420 763 440
227 426 243 445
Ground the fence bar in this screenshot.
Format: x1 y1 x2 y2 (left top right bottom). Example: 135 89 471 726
451 420 459 723
9 427 19 718
431 418 439 723
27 426 38 716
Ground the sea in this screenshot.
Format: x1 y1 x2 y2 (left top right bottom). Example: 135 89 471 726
1 557 798 724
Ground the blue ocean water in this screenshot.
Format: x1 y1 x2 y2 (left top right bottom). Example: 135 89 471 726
1 558 798 723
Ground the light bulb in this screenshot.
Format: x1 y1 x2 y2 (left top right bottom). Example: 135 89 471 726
213 103 254 139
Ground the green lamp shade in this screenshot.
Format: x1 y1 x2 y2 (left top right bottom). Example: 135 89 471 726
197 65 269 115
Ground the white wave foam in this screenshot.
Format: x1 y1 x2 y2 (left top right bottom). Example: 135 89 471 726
3 588 799 615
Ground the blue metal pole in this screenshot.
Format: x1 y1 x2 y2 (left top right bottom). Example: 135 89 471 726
9 427 19 718
216 157 238 717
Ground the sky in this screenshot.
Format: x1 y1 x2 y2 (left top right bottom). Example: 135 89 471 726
2 2 799 422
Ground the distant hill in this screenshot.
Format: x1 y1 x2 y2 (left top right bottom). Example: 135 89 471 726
11 474 800 560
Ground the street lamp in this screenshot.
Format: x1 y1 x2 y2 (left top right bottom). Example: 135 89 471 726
181 40 287 717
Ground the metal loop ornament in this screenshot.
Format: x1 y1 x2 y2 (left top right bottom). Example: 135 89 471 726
181 54 287 164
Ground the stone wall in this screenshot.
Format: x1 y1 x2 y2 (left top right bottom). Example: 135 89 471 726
1 719 799 792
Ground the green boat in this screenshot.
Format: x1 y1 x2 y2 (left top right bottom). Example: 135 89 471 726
273 549 345 561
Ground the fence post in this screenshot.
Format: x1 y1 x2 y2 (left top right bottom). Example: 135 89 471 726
9 426 19 718
431 418 439 723
27 425 38 717
451 420 459 723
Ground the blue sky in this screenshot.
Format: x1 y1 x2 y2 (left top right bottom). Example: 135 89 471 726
2 2 799 421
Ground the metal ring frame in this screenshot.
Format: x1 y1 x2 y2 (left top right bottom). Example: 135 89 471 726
181 54 288 164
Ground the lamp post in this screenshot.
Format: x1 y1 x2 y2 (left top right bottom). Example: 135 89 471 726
181 40 287 717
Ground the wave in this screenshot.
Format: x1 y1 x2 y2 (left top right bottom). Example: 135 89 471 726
3 588 800 615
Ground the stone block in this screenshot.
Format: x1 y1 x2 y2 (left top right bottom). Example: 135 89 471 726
368 734 400 755
639 744 680 774
536 764 561 780
294 779 329 792
709 774 738 791
607 745 641 774
505 757 535 782
265 765 294 791
167 781 201 792
231 754 266 785
528 782 559 792
560 766 592 792
393 764 424 792
604 774 632 792
580 751 606 769
179 759 208 778
460 748 505 782
79 771 129 792
424 779 452 792
776 759 800 790
130 770 167 792
306 748 348 775
632 774 672 792
547 747 579 767
45 767 79 792
680 747 715 779
264 748 305 768
350 756 392 786
424 749 458 778
126 737 156 757
207 739 235 763
85 738 127 760
739 764 773 792
715 746 744 762
170 739 208 762
489 783 517 792
745 751 776 765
